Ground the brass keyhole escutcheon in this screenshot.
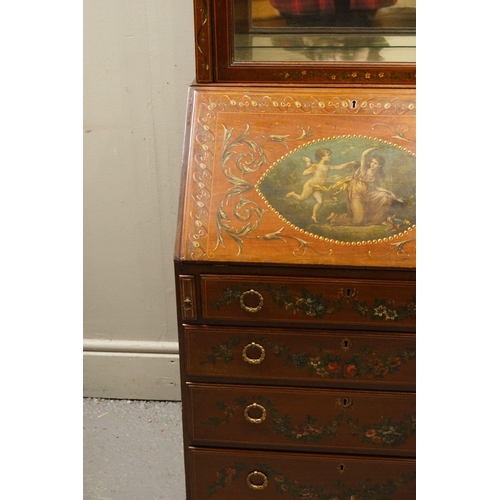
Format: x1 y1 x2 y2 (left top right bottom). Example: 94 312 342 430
239 289 264 313
336 397 354 409
244 403 266 424
246 471 268 490
242 342 266 365
183 297 193 311
341 287 358 299
341 338 351 351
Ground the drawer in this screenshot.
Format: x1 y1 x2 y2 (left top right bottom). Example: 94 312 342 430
187 384 415 457
201 275 416 329
189 447 416 500
183 325 416 391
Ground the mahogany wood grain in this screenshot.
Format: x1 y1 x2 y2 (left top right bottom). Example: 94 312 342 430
189 447 416 500
187 383 416 456
183 325 416 391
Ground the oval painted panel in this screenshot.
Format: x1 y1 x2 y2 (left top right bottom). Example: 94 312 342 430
256 137 416 243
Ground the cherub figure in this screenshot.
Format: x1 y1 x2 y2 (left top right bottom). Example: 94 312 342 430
286 148 356 222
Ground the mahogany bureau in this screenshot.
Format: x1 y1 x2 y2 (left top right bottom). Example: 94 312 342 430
174 85 416 499
175 1 416 498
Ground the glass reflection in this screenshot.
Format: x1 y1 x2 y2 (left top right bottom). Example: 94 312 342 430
251 0 416 29
293 35 389 61
269 0 394 28
234 33 415 62
234 0 416 63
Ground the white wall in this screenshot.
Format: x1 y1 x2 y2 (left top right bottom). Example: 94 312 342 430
83 0 195 400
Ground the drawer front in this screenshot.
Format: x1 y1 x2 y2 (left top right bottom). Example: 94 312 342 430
189 448 416 500
201 275 416 329
187 384 415 456
184 326 416 391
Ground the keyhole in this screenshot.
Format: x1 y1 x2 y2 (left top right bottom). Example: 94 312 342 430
342 338 351 351
345 288 352 297
337 463 346 473
336 397 353 409
352 100 357 109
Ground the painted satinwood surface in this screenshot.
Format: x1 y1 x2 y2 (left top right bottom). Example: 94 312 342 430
179 87 416 268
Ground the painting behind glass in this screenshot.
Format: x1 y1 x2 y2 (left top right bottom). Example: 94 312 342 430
234 0 416 63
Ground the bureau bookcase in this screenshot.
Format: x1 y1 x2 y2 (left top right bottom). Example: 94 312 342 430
175 2 416 499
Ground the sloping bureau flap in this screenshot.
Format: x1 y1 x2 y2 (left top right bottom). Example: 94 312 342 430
178 86 416 269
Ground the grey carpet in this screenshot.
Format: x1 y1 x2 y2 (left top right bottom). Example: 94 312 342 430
83 398 185 500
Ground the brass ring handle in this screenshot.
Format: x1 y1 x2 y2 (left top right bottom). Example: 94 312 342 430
242 342 266 365
246 471 268 490
244 403 266 424
239 289 264 313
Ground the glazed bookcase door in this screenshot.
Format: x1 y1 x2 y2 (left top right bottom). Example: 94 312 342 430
194 0 416 85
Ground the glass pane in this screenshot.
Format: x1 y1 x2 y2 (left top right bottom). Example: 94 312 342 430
234 0 416 63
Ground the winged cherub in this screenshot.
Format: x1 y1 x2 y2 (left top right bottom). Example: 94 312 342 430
286 148 356 222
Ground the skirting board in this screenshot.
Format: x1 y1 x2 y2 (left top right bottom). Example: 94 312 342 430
83 340 181 401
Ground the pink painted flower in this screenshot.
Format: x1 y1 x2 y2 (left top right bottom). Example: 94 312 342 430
343 364 357 378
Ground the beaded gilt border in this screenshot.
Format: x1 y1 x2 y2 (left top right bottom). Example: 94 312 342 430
255 134 416 247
